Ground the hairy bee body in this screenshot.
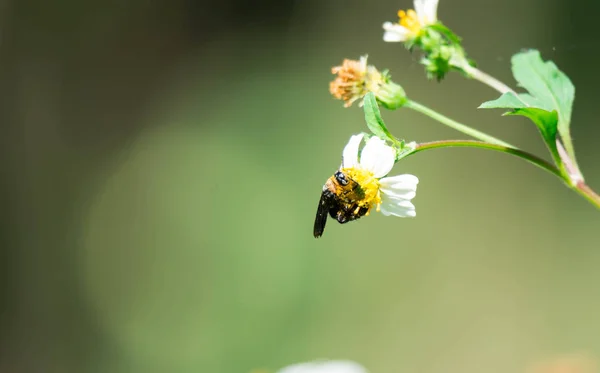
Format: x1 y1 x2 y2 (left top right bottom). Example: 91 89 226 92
313 170 370 238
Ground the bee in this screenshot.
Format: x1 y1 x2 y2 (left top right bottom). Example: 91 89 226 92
313 170 370 238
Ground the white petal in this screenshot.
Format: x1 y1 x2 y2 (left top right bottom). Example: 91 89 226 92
379 174 419 189
382 22 410 42
424 0 439 23
358 136 396 178
277 360 368 373
342 134 364 169
413 0 426 21
380 197 416 217
380 174 418 200
380 187 416 200
358 55 368 70
415 0 438 24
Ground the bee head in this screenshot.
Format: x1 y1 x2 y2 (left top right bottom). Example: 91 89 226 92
334 170 349 185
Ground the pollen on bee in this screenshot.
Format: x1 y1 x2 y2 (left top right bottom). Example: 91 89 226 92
340 167 382 212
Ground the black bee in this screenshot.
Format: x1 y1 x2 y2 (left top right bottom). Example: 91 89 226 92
313 170 370 238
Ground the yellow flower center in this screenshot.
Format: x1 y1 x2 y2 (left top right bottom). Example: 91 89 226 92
398 9 422 35
341 167 382 214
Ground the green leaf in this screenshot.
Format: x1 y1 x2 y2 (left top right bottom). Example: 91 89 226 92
516 93 551 109
479 91 553 111
479 50 575 168
511 50 575 137
479 92 528 109
506 108 560 162
480 92 561 164
363 92 396 142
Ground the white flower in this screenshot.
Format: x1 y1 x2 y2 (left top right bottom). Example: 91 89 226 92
383 0 439 42
277 360 368 373
340 133 418 218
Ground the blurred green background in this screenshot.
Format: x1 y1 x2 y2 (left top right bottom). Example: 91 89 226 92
1 0 599 372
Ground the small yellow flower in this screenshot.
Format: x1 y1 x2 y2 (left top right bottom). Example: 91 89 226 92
329 56 384 108
383 0 439 42
329 56 406 109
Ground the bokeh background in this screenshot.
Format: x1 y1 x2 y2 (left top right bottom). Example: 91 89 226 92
1 0 599 372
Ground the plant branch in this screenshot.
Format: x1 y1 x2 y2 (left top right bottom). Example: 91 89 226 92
574 182 600 210
404 100 514 148
460 63 516 95
410 140 563 180
410 140 600 209
459 62 595 206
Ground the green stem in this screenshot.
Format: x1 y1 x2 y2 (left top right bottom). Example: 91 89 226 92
410 140 563 180
411 140 600 209
560 127 578 168
404 100 514 148
573 182 600 210
460 63 516 95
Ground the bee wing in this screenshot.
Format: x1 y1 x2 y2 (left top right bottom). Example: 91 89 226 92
313 188 335 238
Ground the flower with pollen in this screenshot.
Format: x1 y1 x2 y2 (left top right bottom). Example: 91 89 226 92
330 56 384 108
342 133 418 216
330 56 406 109
383 0 439 42
314 133 419 237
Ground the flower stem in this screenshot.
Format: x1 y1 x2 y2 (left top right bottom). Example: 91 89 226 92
560 127 579 169
574 182 600 210
404 100 514 148
460 63 516 95
410 140 600 209
410 140 563 179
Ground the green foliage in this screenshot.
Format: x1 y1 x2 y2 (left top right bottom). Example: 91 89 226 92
427 23 462 46
479 50 575 166
363 92 397 143
421 46 453 81
512 50 574 137
416 26 471 81
507 108 560 162
479 91 546 110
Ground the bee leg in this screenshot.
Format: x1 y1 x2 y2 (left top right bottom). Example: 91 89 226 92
334 211 349 224
333 205 353 224
334 204 369 224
